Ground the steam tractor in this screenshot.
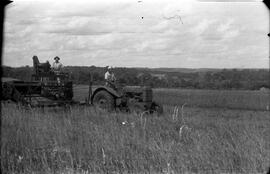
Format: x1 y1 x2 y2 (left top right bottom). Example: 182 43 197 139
1 56 163 114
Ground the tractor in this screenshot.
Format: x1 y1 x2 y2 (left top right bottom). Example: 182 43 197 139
1 56 163 114
90 84 163 114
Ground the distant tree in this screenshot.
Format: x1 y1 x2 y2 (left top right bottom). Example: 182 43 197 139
2 66 269 90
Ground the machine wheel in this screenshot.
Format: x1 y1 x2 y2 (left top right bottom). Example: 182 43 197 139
93 90 115 111
151 102 163 116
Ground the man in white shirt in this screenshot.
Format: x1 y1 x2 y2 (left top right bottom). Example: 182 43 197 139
52 56 63 73
52 56 63 83
105 66 116 89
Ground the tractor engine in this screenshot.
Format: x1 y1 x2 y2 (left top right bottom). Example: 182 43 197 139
122 86 153 111
122 86 152 102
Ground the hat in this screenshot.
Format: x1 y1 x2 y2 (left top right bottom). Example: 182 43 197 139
54 56 60 60
107 66 113 69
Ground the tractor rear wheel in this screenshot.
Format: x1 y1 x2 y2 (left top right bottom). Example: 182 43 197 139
93 90 115 111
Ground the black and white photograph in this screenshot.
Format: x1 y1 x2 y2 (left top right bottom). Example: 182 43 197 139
1 0 270 173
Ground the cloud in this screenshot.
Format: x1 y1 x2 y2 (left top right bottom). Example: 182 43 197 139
189 17 240 43
217 19 234 32
3 0 269 68
162 0 195 17
223 30 239 39
191 19 216 35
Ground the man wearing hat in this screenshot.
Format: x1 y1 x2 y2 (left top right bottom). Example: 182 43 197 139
105 66 116 89
52 56 63 84
52 56 63 72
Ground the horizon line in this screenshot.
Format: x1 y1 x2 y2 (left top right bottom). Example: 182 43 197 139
2 65 269 70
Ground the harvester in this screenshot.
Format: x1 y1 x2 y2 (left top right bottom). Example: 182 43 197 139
1 56 163 114
2 56 74 107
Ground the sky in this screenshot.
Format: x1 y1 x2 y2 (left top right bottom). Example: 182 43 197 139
2 0 269 68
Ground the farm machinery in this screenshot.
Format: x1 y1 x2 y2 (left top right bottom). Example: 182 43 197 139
1 56 163 114
90 85 162 113
2 56 74 107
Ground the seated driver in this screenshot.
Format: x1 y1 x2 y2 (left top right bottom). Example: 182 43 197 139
105 66 116 89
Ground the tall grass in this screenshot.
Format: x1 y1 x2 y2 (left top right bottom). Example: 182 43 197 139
1 103 270 173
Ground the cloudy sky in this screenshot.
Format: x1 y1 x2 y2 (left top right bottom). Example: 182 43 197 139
2 0 269 68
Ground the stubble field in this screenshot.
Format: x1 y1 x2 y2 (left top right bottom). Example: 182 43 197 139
1 86 270 173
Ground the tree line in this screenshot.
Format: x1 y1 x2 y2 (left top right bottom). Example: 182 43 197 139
2 65 269 90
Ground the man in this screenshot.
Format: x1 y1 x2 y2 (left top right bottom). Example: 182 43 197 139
52 56 63 83
105 66 116 89
52 56 63 73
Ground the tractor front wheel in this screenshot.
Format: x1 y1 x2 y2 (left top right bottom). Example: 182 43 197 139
93 90 115 111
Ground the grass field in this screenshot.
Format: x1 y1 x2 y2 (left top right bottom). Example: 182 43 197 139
73 85 270 111
154 88 270 111
2 85 270 173
2 102 270 174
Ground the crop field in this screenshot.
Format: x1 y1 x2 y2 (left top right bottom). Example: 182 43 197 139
73 85 270 111
1 86 270 174
154 88 270 111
